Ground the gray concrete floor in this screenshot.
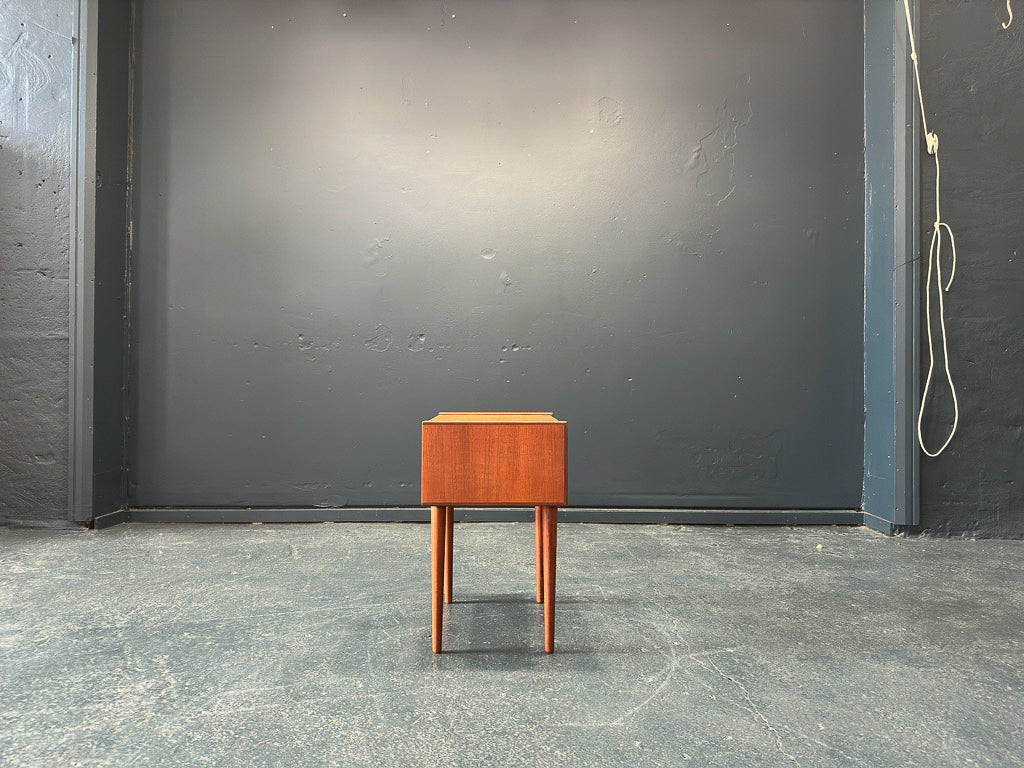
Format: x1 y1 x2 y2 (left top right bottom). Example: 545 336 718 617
1 523 1022 767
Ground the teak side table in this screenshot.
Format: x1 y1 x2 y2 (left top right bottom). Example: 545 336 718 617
421 412 568 653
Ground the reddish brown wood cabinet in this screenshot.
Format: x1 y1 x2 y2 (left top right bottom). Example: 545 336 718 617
421 412 567 653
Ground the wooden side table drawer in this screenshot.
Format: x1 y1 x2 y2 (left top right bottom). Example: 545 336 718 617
421 418 567 507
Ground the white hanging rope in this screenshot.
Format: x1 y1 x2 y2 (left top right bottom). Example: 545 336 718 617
901 1 1014 456
901 0 960 457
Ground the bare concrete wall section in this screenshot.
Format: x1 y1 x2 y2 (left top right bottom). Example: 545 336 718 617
132 0 865 509
0 2 74 525
917 1 1024 538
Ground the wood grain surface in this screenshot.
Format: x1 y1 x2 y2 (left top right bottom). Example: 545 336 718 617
421 419 567 506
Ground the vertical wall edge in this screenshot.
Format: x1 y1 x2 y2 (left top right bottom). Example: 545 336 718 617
893 0 921 527
863 0 920 531
69 0 98 523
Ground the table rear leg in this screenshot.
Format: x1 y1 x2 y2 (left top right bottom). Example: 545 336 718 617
444 506 454 603
431 505 445 653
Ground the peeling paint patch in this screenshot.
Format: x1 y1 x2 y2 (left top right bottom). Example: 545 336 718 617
689 79 753 208
407 333 425 352
597 96 624 127
363 325 392 352
364 236 391 265
695 431 783 483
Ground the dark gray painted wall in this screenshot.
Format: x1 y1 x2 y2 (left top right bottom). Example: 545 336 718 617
92 0 132 516
131 0 865 509
0 1 74 525
915 1 1024 538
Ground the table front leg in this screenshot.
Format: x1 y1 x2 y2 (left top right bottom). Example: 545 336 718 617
444 506 454 604
535 506 544 603
430 505 445 653
542 506 558 653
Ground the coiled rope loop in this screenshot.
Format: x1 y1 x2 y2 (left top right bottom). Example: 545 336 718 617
902 2 1015 456
902 0 960 457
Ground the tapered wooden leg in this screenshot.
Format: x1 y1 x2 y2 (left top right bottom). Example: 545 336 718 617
542 506 557 653
535 506 544 603
444 506 454 604
430 506 444 653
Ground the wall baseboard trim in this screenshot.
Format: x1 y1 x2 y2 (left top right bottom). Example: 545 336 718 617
125 507 863 526
93 509 130 529
862 510 897 536
0 517 84 530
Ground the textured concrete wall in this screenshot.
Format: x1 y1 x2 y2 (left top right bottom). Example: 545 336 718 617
916 1 1024 537
0 2 74 525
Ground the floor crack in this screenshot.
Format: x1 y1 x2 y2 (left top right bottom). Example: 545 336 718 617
690 651 801 768
611 651 680 726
